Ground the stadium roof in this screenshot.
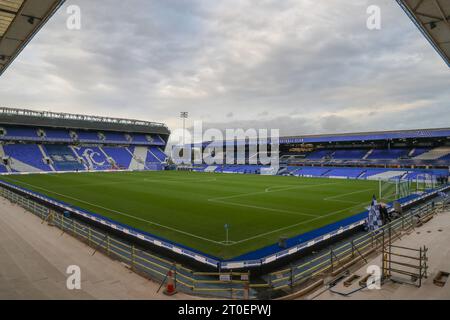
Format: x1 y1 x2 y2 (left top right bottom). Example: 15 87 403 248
0 0 65 76
397 0 450 67
193 127 450 147
279 127 450 144
0 107 171 135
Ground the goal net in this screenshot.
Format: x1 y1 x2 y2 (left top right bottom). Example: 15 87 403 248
415 173 437 191
260 166 279 176
379 179 412 202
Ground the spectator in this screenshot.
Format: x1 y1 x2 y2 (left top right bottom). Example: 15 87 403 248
379 203 390 225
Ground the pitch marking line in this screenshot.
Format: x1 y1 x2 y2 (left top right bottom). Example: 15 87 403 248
210 199 318 218
208 181 343 218
43 176 218 189
0 177 225 245
143 177 218 184
323 188 375 201
209 181 342 202
230 201 368 245
1 176 372 249
323 188 376 204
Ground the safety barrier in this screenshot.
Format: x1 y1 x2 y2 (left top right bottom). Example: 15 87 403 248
0 186 252 299
258 198 445 299
0 185 447 299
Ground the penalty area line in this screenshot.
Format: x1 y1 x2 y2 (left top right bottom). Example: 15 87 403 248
230 201 368 245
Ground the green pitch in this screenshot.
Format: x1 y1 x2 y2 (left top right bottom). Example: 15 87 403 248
0 171 381 259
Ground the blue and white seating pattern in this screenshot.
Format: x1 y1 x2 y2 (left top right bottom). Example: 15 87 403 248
0 124 164 146
44 144 84 171
3 144 52 172
0 143 166 173
102 146 133 168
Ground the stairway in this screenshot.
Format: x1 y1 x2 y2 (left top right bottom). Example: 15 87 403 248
0 145 11 172
128 146 147 170
357 170 367 179
363 149 373 160
38 144 55 171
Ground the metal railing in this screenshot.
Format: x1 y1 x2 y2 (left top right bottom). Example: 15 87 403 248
0 185 446 299
0 107 168 128
258 199 443 299
0 186 251 299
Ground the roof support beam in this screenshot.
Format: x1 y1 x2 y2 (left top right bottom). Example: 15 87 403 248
413 0 425 12
0 8 17 15
433 0 450 29
0 0 66 76
397 0 450 67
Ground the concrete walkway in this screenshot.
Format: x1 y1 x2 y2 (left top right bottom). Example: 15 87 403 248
0 198 195 300
310 210 450 300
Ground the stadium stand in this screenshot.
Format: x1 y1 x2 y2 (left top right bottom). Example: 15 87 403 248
1 125 39 141
409 147 431 158
191 128 450 182
44 144 85 171
44 128 72 142
306 150 332 159
325 167 365 178
103 131 128 144
413 146 450 160
367 148 410 159
331 149 368 160
102 147 133 169
0 108 170 174
76 130 102 143
73 146 113 170
3 144 52 172
0 108 448 184
132 133 151 144
146 149 161 164
150 147 167 162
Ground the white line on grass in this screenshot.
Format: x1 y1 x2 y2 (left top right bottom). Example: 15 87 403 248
143 177 218 184
208 181 343 218
210 199 318 218
209 181 342 202
1 175 373 249
43 178 217 189
323 188 375 201
1 176 224 245
230 201 368 245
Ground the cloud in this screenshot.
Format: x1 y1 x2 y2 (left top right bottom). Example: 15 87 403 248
0 0 449 137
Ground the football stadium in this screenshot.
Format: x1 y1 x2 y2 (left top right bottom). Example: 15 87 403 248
0 0 449 302
0 108 449 298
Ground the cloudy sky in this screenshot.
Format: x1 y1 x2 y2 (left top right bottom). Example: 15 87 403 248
0 0 449 138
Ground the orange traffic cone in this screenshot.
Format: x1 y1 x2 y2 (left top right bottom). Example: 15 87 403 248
163 270 177 296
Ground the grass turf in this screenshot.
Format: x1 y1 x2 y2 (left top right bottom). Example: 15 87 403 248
0 171 382 259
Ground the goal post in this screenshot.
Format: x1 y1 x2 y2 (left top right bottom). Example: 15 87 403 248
379 178 412 202
260 166 279 176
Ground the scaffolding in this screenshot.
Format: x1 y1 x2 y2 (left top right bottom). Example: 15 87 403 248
382 228 428 287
